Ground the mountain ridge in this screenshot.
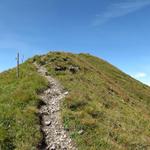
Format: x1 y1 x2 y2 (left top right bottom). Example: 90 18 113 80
0 51 150 150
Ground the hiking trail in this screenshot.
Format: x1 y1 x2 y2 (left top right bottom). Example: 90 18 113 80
35 64 77 150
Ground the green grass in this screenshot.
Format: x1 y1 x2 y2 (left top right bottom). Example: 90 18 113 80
0 62 48 150
32 51 150 150
1 51 150 150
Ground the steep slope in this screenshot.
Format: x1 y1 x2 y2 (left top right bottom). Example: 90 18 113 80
0 62 48 149
32 52 150 150
0 51 150 150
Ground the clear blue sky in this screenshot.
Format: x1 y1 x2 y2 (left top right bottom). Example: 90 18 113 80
0 0 150 86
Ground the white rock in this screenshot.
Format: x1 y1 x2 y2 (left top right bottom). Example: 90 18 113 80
64 91 69 95
50 144 56 150
78 129 84 135
45 121 51 126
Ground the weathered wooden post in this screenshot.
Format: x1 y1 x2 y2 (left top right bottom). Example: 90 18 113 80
16 52 20 78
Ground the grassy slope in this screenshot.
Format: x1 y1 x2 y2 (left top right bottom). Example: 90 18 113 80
33 52 150 150
1 51 150 150
0 62 48 150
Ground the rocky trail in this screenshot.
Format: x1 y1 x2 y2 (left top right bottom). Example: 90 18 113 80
35 64 77 150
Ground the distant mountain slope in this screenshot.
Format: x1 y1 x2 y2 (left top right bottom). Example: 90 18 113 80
32 52 150 150
0 51 150 150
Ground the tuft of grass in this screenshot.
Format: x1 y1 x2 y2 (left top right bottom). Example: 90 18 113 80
0 61 48 150
32 51 150 150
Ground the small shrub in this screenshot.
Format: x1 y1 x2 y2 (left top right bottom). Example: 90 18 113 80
66 98 87 111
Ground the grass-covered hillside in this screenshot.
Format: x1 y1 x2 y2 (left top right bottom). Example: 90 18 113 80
0 51 150 150
33 52 150 150
0 62 48 150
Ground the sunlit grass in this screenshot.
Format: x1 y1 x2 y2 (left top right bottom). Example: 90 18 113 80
1 51 150 150
0 62 48 150
33 52 150 150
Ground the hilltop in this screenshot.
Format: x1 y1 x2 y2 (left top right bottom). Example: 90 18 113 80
0 51 150 150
